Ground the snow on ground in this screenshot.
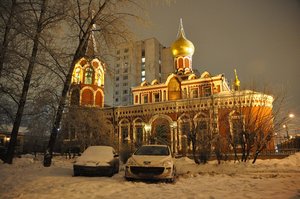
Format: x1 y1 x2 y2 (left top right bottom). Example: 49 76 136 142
0 153 299 199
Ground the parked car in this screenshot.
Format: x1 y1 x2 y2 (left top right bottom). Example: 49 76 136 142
125 145 176 182
73 146 119 177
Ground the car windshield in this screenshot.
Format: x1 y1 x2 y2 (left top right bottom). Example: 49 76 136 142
134 146 170 156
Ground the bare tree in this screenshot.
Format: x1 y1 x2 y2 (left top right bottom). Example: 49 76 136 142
3 0 65 164
43 0 147 166
220 88 287 164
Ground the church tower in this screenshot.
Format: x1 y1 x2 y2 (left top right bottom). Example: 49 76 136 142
69 25 105 107
170 19 195 75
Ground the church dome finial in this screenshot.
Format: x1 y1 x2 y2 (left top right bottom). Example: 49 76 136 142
171 18 195 57
233 69 240 91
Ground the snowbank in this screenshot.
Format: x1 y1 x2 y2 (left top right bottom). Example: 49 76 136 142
0 153 299 199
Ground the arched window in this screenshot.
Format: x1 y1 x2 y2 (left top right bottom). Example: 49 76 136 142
81 89 94 105
95 91 103 107
178 57 183 69
97 67 103 86
75 68 81 83
84 67 93 84
184 57 190 68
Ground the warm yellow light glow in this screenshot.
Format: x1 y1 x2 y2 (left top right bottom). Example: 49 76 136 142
289 113 295 118
283 124 286 128
144 124 151 132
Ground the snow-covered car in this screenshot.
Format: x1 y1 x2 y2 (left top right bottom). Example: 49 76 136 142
125 145 176 182
73 146 119 177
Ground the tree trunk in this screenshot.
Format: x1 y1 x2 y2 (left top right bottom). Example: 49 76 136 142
43 26 93 167
4 0 47 164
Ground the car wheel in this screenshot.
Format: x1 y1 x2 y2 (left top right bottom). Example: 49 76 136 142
114 165 119 174
108 168 114 177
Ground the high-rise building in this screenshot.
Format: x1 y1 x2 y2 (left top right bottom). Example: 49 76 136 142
110 38 173 106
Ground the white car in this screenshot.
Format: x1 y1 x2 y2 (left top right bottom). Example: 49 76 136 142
125 145 176 182
73 146 119 176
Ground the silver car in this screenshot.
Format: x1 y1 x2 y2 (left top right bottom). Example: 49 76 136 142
73 146 119 177
125 145 176 182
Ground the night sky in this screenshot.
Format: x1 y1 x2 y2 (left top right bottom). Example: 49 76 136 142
134 0 300 125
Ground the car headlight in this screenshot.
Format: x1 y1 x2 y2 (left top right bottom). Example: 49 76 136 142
163 160 173 167
126 158 137 166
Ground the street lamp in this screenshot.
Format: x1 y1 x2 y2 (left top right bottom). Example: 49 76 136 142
283 113 295 140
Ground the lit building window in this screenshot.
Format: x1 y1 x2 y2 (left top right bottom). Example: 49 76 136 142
203 86 211 97
142 77 145 82
141 71 145 76
154 93 160 102
141 57 145 63
84 67 93 84
192 89 198 98
143 94 148 103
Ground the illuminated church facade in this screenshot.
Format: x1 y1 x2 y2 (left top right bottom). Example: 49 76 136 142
66 20 275 154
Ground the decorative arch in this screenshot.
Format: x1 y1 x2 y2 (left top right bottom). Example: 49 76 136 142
95 90 104 107
133 118 144 147
81 87 94 106
200 71 211 78
119 118 130 144
188 74 197 80
149 114 173 145
151 79 159 85
141 81 149 86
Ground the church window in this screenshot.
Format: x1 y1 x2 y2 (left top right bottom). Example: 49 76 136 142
84 67 93 84
178 57 183 69
143 94 148 104
184 58 190 68
192 88 198 98
203 86 211 97
75 68 81 83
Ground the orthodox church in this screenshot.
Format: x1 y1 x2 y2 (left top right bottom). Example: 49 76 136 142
66 20 275 155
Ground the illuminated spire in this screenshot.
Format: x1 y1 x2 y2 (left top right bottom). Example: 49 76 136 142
233 69 240 91
177 18 186 38
85 12 98 58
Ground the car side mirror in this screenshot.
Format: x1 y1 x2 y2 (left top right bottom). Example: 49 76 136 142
114 154 119 158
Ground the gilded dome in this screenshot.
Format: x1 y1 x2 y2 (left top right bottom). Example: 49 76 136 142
171 21 194 57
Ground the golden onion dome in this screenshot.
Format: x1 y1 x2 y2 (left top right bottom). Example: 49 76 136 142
171 20 195 57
